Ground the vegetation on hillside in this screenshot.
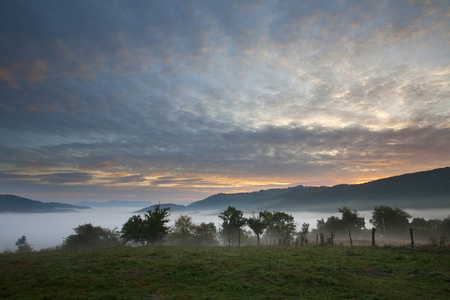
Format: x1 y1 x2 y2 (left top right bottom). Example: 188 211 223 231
185 167 450 211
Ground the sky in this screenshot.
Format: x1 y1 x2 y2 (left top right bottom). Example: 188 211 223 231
0 0 449 204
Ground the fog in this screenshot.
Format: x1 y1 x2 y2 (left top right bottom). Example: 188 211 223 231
1 207 448 251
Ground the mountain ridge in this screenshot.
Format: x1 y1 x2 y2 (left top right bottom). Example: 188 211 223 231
186 167 450 212
2 167 449 213
0 195 91 213
77 200 154 208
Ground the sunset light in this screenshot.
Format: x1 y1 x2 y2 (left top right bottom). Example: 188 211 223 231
0 0 449 204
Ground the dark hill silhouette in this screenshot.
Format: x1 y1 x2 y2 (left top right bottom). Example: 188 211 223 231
77 200 154 208
0 195 91 213
135 203 187 213
186 167 450 212
187 186 325 211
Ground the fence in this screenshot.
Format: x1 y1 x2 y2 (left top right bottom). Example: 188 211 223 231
258 228 448 248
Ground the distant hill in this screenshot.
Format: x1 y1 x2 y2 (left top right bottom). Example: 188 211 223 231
0 195 91 213
135 203 187 213
186 167 450 212
187 186 312 211
77 200 154 208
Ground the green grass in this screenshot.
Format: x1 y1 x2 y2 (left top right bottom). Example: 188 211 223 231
1 245 449 299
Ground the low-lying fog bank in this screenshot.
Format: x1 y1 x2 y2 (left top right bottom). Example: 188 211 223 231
1 207 449 251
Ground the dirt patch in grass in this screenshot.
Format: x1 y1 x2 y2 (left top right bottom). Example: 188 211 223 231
360 266 390 278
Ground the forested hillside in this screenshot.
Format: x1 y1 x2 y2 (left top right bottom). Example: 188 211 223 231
187 167 450 212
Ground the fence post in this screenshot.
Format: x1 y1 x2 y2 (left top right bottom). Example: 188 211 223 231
372 228 376 247
410 228 414 249
349 230 353 248
316 234 319 245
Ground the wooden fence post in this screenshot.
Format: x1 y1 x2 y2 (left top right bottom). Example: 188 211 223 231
349 230 353 248
372 228 376 247
410 228 414 249
316 234 319 245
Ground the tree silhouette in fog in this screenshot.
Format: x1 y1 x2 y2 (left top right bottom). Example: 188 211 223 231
219 206 246 247
121 204 170 246
370 205 412 236
247 210 270 246
15 235 33 253
62 223 121 249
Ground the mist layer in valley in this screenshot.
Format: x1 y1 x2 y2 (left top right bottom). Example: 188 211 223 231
1 206 449 252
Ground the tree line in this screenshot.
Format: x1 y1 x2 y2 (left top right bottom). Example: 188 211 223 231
12 204 450 252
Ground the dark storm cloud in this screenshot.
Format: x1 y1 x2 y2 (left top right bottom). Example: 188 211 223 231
0 0 449 202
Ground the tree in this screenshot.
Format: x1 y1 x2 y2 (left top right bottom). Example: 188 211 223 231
15 235 33 253
300 223 310 245
121 204 170 246
169 215 196 245
62 223 121 249
219 206 246 247
121 215 147 246
219 220 234 246
323 216 342 233
442 215 450 237
142 204 171 246
247 210 270 246
194 222 218 246
316 218 326 232
370 205 411 236
270 211 297 244
318 207 365 237
339 207 365 232
410 217 441 241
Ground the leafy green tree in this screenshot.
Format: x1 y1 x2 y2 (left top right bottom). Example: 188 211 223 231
169 215 196 245
62 223 121 249
15 235 33 253
121 204 171 246
323 216 342 233
142 204 171 245
194 222 218 246
370 205 411 236
339 207 365 231
219 206 246 247
318 207 365 237
121 215 147 246
270 211 297 244
247 210 270 246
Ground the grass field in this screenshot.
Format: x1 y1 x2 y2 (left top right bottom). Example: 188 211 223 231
1 245 449 299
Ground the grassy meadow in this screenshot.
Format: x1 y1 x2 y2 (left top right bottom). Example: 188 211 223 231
1 245 449 299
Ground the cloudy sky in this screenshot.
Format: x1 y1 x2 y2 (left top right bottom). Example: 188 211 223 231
0 0 449 204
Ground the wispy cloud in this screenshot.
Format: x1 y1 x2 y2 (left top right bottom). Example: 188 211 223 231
0 0 448 203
